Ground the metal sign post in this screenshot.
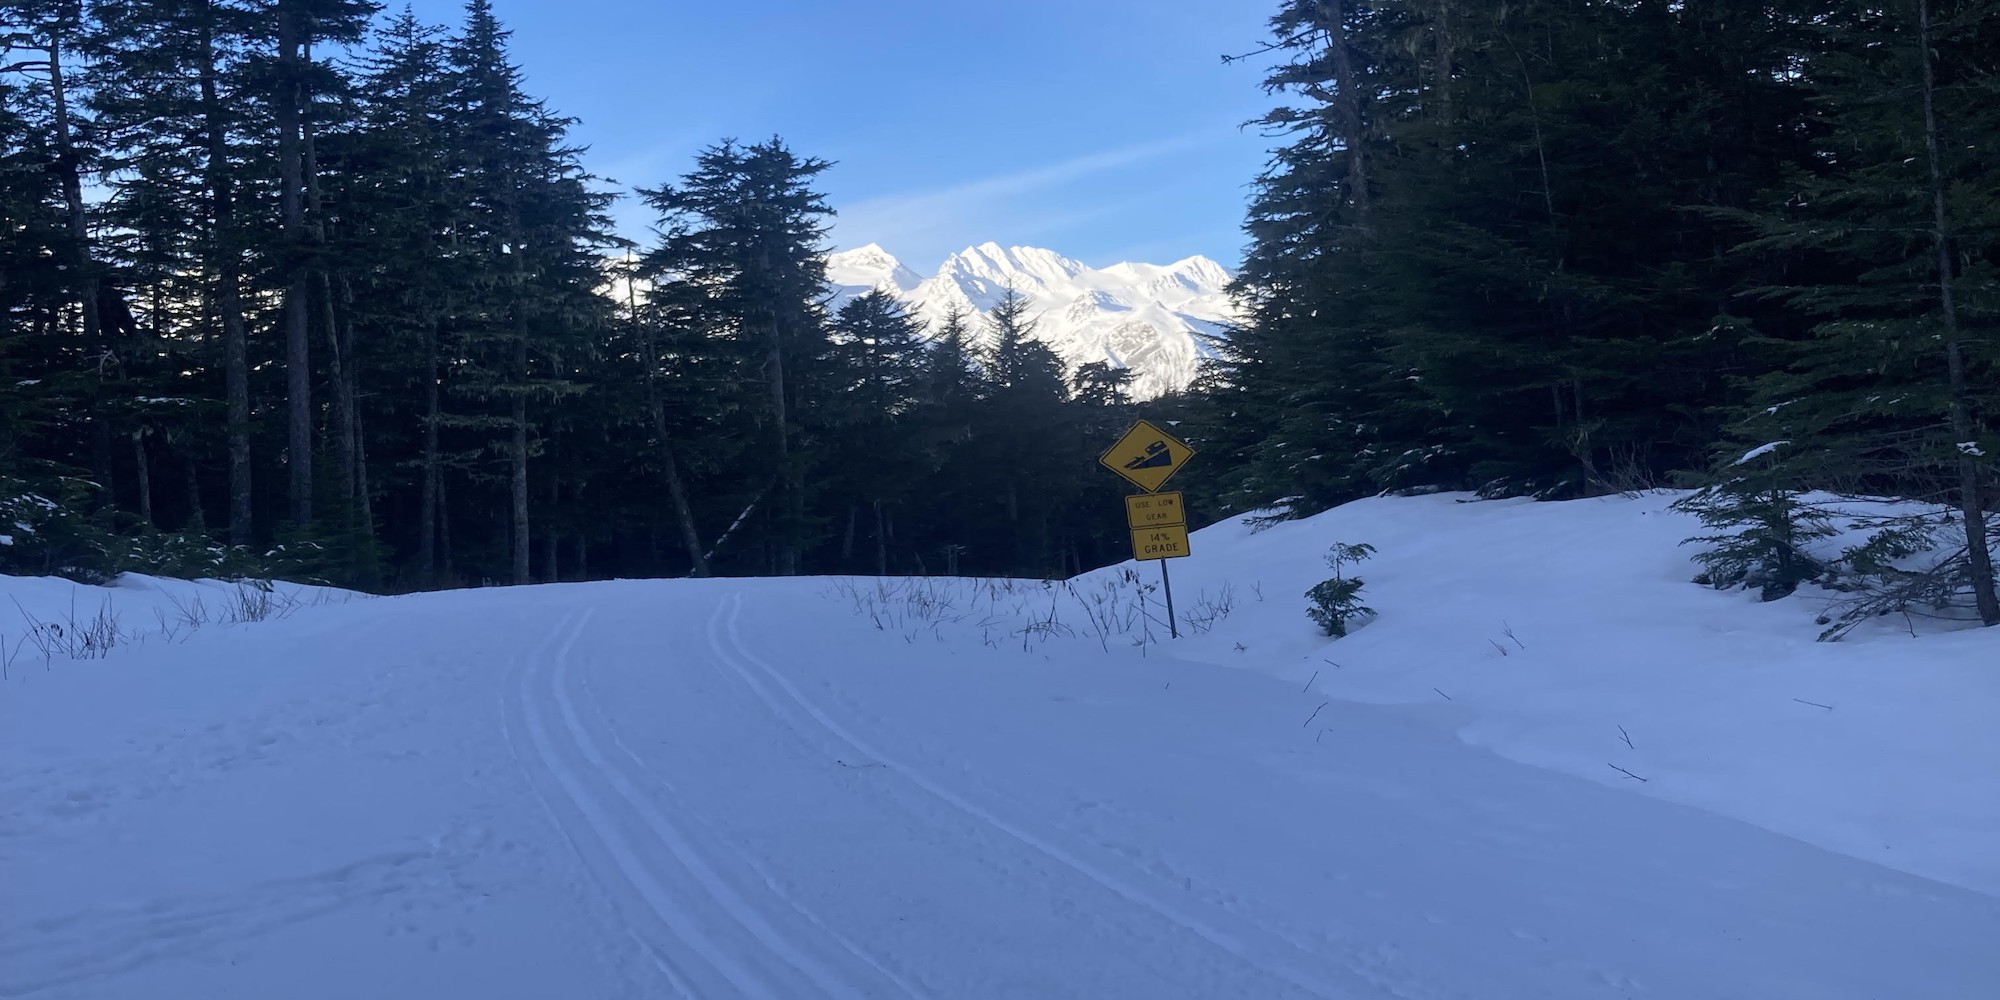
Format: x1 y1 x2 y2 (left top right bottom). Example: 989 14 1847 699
1099 421 1196 639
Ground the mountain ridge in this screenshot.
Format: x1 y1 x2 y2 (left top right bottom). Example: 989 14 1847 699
826 242 1236 398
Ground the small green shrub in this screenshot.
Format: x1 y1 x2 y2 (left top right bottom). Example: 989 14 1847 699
1674 484 1833 601
1306 541 1375 637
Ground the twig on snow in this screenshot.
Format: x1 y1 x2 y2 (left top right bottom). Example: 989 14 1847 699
1433 687 1453 701
1608 764 1649 782
1792 698 1834 712
1302 669 1319 692
1302 701 1328 728
1618 725 1634 750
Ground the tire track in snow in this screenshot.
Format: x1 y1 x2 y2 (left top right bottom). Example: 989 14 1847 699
508 607 895 1000
707 593 1357 1000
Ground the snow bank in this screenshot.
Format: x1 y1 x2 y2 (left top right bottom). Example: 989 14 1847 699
1 573 360 672
1 517 1993 997
1087 491 1999 896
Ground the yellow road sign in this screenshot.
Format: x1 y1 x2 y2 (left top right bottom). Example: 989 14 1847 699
1125 491 1186 530
1131 524 1192 561
1099 419 1195 493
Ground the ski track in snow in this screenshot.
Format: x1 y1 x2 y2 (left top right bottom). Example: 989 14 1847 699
703 593 1365 1000
5 544 2000 999
506 608 912 1000
573 639 936 1000
520 593 1350 999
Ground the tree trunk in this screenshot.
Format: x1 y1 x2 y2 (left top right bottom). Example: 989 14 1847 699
511 336 531 587
1918 0 2000 626
47 37 116 495
1433 0 1453 148
354 398 374 533
277 1 312 527
841 505 858 564
874 499 888 576
631 275 710 577
316 285 353 502
133 431 154 527
182 450 207 534
200 10 253 547
303 59 357 509
769 338 798 575
542 450 559 583
438 472 454 584
650 398 709 578
46 37 101 362
92 419 116 505
419 318 441 587
1316 0 1370 217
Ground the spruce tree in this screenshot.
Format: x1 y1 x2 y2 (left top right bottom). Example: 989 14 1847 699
1713 0 1999 628
443 0 614 585
638 139 834 575
821 289 928 572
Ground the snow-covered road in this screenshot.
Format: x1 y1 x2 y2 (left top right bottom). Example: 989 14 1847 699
4 579 1996 998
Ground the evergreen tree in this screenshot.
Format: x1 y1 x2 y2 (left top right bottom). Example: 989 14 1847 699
340 7 454 585
85 0 263 544
443 0 615 585
816 290 929 572
638 139 834 575
918 303 983 410
1215 0 1829 514
1071 361 1135 408
1710 0 1999 628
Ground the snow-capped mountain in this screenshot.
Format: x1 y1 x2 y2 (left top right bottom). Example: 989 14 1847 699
826 242 1236 399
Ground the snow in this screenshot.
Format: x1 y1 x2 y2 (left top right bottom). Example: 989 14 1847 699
0 574 358 665
1959 441 1986 457
1733 440 1790 465
1102 492 2000 898
2 494 1997 998
826 243 1236 398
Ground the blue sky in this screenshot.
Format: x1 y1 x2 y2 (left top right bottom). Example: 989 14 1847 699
396 0 1280 271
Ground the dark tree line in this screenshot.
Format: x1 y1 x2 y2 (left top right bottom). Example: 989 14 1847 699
1188 0 1998 630
10 0 1993 631
1 0 1152 589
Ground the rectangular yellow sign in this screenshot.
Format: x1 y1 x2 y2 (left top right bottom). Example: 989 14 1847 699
1131 524 1192 561
1125 491 1186 530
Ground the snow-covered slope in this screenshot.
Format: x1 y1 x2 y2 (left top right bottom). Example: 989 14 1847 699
1081 491 2000 897
828 242 1236 398
4 495 1997 998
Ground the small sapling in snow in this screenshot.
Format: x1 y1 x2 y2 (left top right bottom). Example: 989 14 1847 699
1306 542 1376 637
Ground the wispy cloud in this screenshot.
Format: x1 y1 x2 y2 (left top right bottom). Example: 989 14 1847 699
832 129 1226 266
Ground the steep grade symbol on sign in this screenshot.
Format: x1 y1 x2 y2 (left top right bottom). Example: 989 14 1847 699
1098 419 1195 493
1125 441 1174 471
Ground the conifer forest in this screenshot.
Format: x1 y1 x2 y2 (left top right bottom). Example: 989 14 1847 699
2 0 1995 628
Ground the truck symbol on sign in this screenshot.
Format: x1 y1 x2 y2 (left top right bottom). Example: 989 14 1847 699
1124 441 1173 471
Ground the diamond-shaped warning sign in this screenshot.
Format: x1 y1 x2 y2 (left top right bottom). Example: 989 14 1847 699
1098 419 1195 493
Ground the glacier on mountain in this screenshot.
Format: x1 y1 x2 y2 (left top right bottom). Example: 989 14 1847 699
826 242 1236 399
